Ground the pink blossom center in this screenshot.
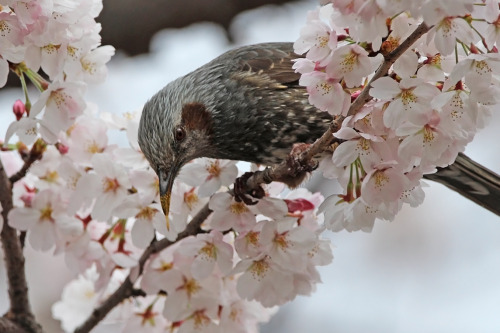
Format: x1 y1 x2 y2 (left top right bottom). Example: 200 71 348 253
103 177 120 193
39 205 54 222
136 206 155 220
192 310 211 329
178 278 201 298
315 35 330 48
183 188 199 210
400 89 417 105
423 125 435 143
273 233 289 250
206 160 221 180
245 231 259 246
156 260 173 272
250 257 270 280
230 201 249 214
373 171 389 189
200 242 216 260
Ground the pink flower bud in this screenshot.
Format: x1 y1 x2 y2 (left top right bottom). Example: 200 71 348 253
13 99 26 121
56 143 69 154
284 198 315 213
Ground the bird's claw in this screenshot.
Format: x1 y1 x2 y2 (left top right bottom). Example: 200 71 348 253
233 172 265 205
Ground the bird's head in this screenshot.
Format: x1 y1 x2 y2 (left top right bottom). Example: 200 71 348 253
138 79 215 228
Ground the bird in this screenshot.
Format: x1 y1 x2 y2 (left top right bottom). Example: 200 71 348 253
137 42 500 227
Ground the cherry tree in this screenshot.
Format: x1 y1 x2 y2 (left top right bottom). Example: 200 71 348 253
0 0 499 332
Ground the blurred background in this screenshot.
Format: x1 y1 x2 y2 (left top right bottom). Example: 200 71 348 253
1 0 500 332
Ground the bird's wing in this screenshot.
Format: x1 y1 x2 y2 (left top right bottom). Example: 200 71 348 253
231 42 303 86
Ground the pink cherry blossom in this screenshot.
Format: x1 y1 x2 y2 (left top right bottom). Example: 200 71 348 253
121 296 169 333
234 221 267 259
162 266 220 322
72 153 131 221
0 12 25 46
29 81 87 139
299 70 350 115
219 298 277 333
114 194 170 247
29 145 66 190
178 158 238 197
8 189 83 251
52 266 100 332
259 217 317 271
326 44 374 87
444 53 500 93
170 182 208 229
234 254 295 307
361 161 407 207
420 0 474 26
294 5 338 62
209 192 256 232
66 114 110 164
177 230 234 279
65 45 115 83
430 16 477 56
396 110 452 172
370 77 440 130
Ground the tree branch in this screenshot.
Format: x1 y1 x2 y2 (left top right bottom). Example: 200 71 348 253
245 22 431 192
0 160 43 333
9 139 45 185
74 203 212 333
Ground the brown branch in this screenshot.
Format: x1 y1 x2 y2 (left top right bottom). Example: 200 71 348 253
0 317 32 333
246 22 431 192
346 21 430 117
74 203 212 333
0 160 43 332
9 139 45 185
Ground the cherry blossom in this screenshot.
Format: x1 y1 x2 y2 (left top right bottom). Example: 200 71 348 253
178 158 238 197
298 70 351 115
8 189 83 251
72 153 131 221
177 231 234 279
326 44 374 87
209 192 256 232
370 77 440 130
294 4 338 62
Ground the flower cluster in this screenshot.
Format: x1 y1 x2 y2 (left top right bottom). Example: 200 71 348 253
295 0 500 232
2 105 333 331
1 0 114 145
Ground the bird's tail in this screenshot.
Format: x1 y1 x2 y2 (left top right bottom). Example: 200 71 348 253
423 153 500 216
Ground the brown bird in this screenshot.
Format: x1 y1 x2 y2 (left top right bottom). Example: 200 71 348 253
137 42 500 225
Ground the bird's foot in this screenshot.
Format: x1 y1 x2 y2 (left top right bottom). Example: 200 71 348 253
233 171 265 205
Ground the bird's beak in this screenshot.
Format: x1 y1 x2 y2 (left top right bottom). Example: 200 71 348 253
159 164 180 231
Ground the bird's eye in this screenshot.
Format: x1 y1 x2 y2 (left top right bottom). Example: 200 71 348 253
175 127 186 142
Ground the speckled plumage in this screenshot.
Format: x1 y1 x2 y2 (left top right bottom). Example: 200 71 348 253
138 42 500 219
138 42 333 216
138 42 331 174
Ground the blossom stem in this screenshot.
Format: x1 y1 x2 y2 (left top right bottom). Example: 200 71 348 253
18 74 32 115
23 68 48 92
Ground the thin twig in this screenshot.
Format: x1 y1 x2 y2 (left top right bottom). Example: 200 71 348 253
74 203 212 333
9 140 45 185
